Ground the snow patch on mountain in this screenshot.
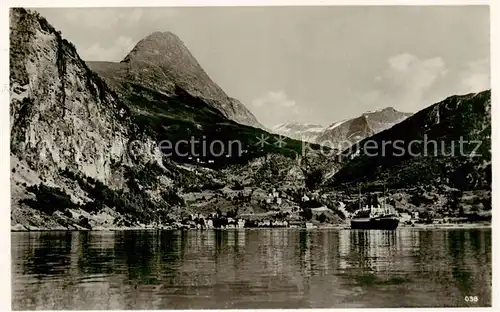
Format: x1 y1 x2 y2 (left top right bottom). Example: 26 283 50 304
272 122 326 143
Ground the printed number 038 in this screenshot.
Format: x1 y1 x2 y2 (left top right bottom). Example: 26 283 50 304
465 296 478 302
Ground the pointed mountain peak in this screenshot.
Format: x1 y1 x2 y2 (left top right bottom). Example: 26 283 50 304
141 31 184 45
121 31 189 63
110 30 261 127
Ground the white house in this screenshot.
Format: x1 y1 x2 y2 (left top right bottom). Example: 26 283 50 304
206 219 214 229
400 212 411 223
237 220 245 228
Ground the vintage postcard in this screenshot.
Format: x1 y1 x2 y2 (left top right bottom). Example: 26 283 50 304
4 0 496 310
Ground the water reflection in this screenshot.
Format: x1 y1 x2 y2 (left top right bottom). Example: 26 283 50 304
12 228 491 309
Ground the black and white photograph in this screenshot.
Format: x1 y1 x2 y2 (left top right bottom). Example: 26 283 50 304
6 1 494 310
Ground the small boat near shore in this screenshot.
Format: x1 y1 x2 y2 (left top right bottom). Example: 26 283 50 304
305 222 315 229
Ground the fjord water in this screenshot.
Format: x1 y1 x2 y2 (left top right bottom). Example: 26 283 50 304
12 228 491 309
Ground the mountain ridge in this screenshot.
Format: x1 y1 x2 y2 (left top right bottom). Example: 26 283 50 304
271 107 411 146
331 90 491 190
315 107 412 148
88 31 262 128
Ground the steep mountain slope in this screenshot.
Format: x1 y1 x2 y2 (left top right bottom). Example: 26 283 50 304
10 8 330 230
10 8 175 229
315 107 412 148
86 33 316 167
330 91 491 191
10 9 157 183
272 122 325 143
87 31 261 128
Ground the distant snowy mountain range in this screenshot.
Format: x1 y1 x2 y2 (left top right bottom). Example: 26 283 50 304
272 107 412 147
272 122 326 143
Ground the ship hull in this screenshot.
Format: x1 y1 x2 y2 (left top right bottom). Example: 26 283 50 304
350 216 399 230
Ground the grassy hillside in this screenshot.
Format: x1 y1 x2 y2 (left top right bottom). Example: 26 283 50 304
88 62 323 168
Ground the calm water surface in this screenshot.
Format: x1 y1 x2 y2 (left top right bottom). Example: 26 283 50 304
12 228 491 309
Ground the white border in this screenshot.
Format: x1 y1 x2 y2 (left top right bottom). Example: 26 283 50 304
1 1 497 312
2 0 498 7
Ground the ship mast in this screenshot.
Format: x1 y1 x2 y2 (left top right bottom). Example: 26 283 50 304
383 183 385 209
383 182 387 214
359 183 362 211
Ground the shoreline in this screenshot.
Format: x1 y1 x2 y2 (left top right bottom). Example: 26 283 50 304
10 222 491 232
399 222 491 229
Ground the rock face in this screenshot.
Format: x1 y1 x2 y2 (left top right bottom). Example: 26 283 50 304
331 90 491 191
315 107 412 149
10 8 154 184
10 8 165 229
272 122 325 143
88 31 261 128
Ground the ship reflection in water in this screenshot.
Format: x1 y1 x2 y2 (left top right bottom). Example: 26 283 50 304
12 228 491 309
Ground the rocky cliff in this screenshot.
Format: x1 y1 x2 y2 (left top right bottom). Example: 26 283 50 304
9 8 174 230
10 9 165 181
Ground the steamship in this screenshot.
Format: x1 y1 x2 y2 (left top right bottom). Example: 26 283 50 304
350 185 400 230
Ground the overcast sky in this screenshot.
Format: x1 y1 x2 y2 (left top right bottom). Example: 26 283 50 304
35 6 490 128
